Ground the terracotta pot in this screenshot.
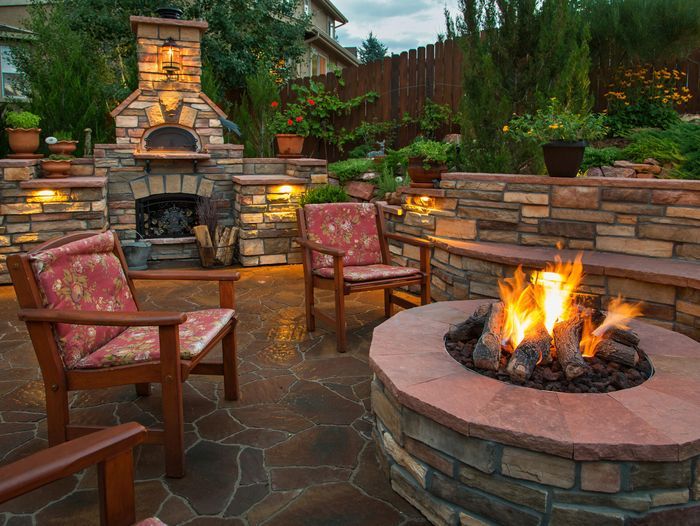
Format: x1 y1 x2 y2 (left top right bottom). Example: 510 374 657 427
48 140 78 156
6 128 42 158
41 159 72 178
275 134 304 158
407 156 446 188
542 141 586 178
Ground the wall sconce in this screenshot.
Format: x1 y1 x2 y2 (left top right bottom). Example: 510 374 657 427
160 37 181 79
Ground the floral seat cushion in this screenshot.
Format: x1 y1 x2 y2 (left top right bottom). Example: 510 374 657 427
304 203 382 269
74 309 235 369
29 231 138 369
313 264 422 283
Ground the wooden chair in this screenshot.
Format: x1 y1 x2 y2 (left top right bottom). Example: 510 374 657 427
7 231 240 478
0 423 156 526
296 202 432 352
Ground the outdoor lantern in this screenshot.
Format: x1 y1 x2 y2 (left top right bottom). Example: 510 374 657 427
160 37 181 79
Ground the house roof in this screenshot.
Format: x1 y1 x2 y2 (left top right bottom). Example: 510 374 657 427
308 29 359 67
0 23 33 40
315 0 348 24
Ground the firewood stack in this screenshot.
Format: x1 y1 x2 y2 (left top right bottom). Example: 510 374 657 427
446 302 643 385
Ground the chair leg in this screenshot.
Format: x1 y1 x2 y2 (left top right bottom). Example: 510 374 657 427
161 380 185 478
384 290 392 318
421 276 431 305
334 287 347 353
305 281 316 332
45 384 70 446
135 383 151 396
222 330 239 401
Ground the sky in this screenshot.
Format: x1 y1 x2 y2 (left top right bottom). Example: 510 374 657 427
333 0 461 55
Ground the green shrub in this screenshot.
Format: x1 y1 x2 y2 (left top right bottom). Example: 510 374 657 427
5 111 40 129
300 184 350 206
52 130 73 141
374 163 408 199
348 144 373 158
401 140 452 166
328 158 375 183
581 147 626 171
621 122 700 179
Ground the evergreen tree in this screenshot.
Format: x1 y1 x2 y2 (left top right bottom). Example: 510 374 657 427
455 0 591 173
358 32 388 64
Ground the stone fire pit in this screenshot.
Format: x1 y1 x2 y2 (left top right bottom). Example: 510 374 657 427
370 300 700 525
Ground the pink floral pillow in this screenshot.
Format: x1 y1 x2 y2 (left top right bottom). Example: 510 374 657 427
304 203 383 269
30 231 138 369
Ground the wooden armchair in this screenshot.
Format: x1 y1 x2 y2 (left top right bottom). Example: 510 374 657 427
296 202 432 352
7 231 240 478
0 423 159 526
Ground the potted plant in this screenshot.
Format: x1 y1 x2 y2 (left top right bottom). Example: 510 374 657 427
268 100 311 158
121 232 152 270
46 131 78 155
40 154 72 178
402 140 452 188
506 98 607 177
5 111 42 158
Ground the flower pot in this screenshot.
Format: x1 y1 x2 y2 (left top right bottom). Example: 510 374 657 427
407 156 446 188
48 140 78 156
542 141 586 178
6 128 42 158
40 159 72 178
275 134 304 158
121 240 152 270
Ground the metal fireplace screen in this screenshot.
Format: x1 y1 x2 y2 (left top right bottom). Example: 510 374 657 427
143 126 198 151
136 194 198 238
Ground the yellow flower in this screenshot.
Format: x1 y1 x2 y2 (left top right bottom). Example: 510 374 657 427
502 125 509 133
662 98 669 104
548 124 560 129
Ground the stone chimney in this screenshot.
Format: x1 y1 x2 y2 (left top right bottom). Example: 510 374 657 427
130 15 208 92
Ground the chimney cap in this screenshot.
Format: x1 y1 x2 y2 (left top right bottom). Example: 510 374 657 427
155 6 183 19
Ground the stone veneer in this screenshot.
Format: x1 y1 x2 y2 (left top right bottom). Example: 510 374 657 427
371 300 700 526
384 173 700 341
0 159 106 284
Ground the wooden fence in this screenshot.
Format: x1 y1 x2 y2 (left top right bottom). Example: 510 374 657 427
282 39 700 162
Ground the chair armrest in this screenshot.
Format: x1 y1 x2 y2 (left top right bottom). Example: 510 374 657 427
128 269 241 282
295 238 345 258
384 232 434 248
17 308 187 327
0 422 146 504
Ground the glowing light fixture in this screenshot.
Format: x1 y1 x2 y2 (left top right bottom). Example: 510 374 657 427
160 37 181 79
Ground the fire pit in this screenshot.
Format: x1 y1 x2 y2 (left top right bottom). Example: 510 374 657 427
445 256 652 393
370 297 700 524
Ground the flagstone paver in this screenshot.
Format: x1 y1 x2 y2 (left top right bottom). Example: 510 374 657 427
0 264 427 525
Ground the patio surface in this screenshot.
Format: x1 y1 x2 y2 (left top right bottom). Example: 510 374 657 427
0 264 428 526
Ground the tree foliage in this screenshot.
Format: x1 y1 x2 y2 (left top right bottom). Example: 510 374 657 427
358 32 388 64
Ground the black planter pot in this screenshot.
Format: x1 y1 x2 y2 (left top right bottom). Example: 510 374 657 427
542 141 586 178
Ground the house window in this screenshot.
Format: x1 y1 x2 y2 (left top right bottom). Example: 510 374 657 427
310 50 327 77
303 0 310 15
0 45 23 99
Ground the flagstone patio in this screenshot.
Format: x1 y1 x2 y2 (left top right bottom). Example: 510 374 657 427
0 264 428 526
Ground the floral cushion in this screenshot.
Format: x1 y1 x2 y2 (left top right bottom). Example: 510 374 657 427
304 203 382 269
134 519 167 526
74 309 234 369
29 231 138 369
314 264 422 283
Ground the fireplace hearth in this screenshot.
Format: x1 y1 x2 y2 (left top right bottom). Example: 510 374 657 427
136 193 198 239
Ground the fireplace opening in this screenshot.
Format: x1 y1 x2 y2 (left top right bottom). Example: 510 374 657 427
142 125 199 152
136 194 198 239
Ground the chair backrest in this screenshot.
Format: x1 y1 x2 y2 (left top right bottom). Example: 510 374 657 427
303 202 383 269
25 231 138 369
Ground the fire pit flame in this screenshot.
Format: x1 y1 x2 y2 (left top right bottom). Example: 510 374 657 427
452 254 650 391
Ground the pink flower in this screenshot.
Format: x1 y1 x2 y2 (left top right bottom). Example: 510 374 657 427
296 116 304 122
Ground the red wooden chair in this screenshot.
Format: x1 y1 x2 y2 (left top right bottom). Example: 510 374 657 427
7 231 240 478
0 423 159 526
296 202 432 352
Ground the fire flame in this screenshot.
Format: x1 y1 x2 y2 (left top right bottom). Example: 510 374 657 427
498 255 641 356
580 297 643 357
